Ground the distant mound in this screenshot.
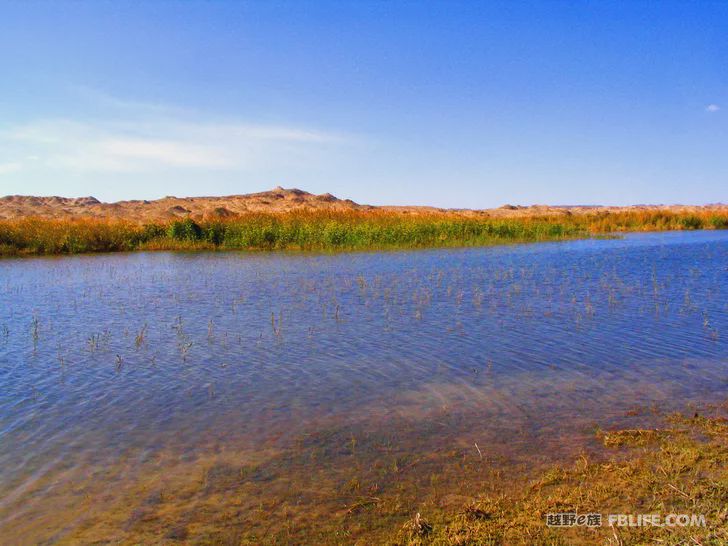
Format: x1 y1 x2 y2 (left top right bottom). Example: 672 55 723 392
1 187 725 222
0 195 100 207
0 187 365 222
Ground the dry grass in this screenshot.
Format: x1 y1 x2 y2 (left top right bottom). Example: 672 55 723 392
1 209 726 256
397 410 728 545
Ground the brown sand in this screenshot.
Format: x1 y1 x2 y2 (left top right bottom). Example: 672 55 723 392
1 186 725 222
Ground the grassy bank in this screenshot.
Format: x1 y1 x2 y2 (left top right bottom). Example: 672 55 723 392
394 407 728 545
1 209 727 255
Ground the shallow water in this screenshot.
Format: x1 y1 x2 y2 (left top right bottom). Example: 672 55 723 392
1 231 727 542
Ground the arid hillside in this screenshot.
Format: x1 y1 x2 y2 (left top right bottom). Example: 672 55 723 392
0 186 726 222
0 187 367 222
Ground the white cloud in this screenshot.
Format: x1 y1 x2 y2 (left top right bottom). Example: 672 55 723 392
0 117 346 174
68 84 191 116
0 87 357 199
706 104 720 112
0 162 22 175
100 138 232 168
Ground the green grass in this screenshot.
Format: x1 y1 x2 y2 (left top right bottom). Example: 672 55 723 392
1 209 727 256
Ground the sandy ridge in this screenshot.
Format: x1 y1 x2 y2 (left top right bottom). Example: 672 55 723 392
1 186 726 222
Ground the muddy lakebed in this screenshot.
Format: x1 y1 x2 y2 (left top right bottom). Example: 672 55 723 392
1 231 726 543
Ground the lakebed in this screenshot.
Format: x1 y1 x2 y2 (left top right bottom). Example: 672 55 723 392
0 231 726 544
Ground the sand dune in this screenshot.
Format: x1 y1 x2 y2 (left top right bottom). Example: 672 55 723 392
1 186 725 222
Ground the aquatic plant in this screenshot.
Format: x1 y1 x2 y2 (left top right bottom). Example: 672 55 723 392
395 410 728 545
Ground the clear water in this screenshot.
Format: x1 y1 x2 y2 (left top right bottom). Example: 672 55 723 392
1 231 726 542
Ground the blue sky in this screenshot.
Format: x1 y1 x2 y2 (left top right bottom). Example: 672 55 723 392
0 1 725 207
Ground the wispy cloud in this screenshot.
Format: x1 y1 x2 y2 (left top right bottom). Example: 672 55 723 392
0 117 346 174
0 162 22 175
67 84 192 117
705 104 720 113
0 87 350 180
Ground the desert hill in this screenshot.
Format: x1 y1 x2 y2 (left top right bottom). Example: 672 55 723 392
0 186 725 222
0 187 368 222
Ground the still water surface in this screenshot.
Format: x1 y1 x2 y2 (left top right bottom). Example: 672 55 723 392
1 231 726 542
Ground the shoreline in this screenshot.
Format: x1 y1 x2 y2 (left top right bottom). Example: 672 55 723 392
1 208 727 257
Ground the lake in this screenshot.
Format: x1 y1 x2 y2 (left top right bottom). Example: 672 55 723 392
1 231 726 543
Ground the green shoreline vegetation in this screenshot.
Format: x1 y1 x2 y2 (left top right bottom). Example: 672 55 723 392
1 209 727 256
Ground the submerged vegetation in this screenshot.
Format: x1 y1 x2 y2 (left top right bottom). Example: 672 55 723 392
24 402 728 545
393 406 728 546
1 208 727 255
1 232 726 543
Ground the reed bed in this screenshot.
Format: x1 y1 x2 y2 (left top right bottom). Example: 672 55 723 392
1 209 727 255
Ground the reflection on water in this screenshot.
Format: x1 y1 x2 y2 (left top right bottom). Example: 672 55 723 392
1 231 727 542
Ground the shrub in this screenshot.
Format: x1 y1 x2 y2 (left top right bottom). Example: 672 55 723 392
168 218 203 241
